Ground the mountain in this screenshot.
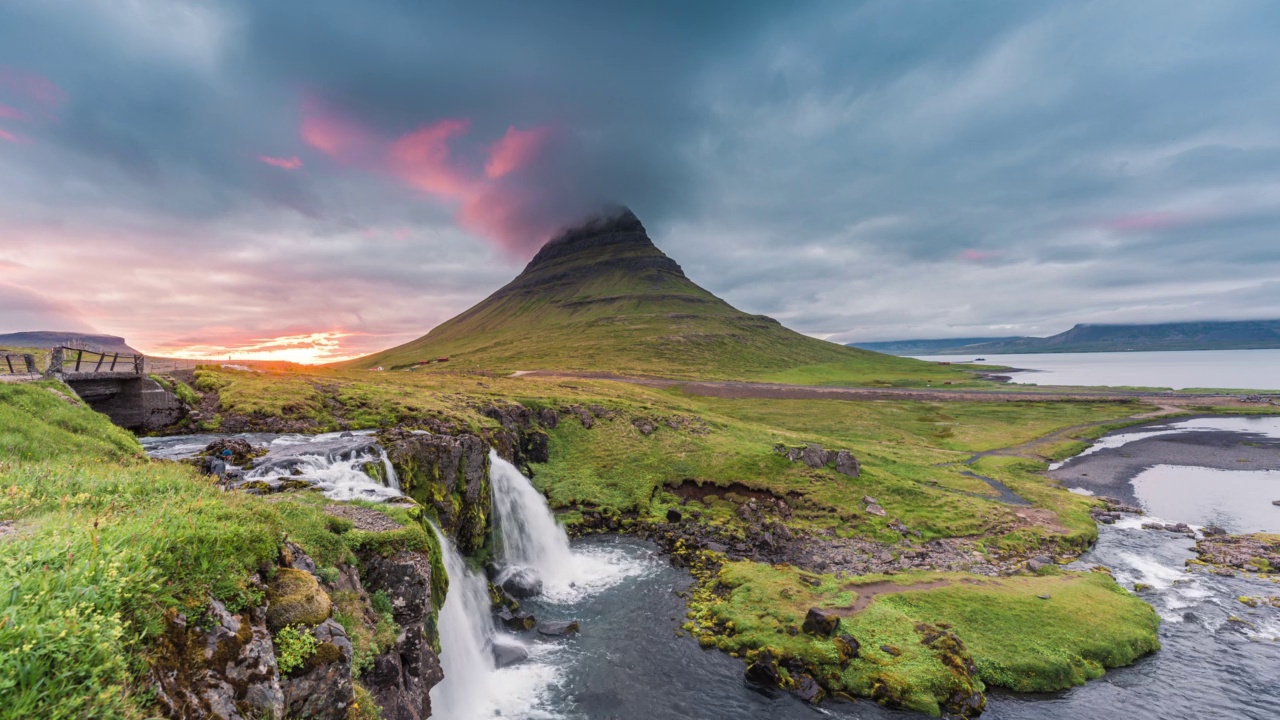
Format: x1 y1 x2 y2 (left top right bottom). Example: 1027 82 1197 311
851 337 1022 356
851 320 1280 356
349 209 936 381
0 331 140 355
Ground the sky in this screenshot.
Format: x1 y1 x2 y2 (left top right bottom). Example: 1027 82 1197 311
2 0 1279 363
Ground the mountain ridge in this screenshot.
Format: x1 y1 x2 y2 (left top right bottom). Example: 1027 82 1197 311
346 208 951 384
851 320 1280 355
0 330 139 355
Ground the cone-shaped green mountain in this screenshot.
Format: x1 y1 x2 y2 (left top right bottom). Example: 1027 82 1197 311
349 209 950 383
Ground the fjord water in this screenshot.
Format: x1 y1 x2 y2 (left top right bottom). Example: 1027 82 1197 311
915 348 1280 390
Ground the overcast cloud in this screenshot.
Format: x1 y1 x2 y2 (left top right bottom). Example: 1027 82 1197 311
1 0 1278 359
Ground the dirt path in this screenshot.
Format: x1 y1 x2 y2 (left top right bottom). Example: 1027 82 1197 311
833 580 958 615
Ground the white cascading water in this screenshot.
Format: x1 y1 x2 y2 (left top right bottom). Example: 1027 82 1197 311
489 450 641 602
490 451 577 591
378 448 401 492
427 523 553 719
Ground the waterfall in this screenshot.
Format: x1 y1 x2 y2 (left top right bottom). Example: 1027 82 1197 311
427 523 547 719
378 448 401 491
489 451 576 593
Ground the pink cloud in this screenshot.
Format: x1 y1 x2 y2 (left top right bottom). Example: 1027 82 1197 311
0 128 17 143
959 248 995 262
0 67 67 117
258 154 303 170
300 96 374 160
294 94 568 256
485 126 552 179
388 119 474 197
0 104 27 121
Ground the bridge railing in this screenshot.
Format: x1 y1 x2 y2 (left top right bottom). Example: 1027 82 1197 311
0 353 37 375
47 345 144 376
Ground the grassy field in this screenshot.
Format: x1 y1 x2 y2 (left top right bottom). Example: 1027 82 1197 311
687 561 1159 715
9 359 1229 716
0 381 427 719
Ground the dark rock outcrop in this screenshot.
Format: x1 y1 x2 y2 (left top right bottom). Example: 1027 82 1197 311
360 550 445 720
774 443 860 477
279 619 354 719
386 432 491 554
150 600 285 720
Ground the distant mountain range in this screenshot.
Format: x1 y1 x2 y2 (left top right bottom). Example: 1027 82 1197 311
850 320 1280 356
0 331 140 355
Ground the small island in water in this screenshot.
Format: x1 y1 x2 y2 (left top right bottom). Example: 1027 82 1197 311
4 209 1278 720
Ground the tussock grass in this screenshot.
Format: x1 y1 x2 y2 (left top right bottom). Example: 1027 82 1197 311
0 383 423 719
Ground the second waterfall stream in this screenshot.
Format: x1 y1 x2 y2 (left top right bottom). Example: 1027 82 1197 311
427 451 646 719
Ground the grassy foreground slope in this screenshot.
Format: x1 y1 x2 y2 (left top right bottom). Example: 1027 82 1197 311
0 382 424 719
345 210 980 387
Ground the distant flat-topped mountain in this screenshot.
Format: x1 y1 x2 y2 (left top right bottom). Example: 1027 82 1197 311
349 208 926 380
852 320 1280 356
0 330 139 355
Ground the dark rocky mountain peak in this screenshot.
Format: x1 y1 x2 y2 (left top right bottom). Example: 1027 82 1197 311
500 207 690 296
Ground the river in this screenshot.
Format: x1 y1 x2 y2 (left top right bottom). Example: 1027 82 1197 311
143 417 1280 719
913 348 1280 390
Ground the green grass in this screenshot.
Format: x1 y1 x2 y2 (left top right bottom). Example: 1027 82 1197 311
689 560 1159 715
0 382 427 719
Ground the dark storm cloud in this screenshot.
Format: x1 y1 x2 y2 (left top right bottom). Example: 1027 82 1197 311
0 0 1278 356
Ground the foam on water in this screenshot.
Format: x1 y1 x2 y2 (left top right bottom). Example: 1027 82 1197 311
490 451 646 603
428 524 566 720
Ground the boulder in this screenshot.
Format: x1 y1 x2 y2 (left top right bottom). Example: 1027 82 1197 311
794 674 826 704
834 634 861 664
1026 555 1052 572
866 503 887 517
744 651 782 686
201 438 259 465
501 568 544 599
496 608 537 631
536 620 580 637
801 444 834 469
834 450 861 478
492 641 530 668
802 608 840 637
149 599 285 720
265 568 331 632
279 619 354 720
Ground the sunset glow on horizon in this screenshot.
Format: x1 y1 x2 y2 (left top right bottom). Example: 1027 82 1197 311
150 331 375 365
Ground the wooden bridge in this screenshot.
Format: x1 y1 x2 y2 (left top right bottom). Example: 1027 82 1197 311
35 345 183 430
0 352 38 380
46 345 146 379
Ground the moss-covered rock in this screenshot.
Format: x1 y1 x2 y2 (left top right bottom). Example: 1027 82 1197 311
266 568 332 632
385 432 491 554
